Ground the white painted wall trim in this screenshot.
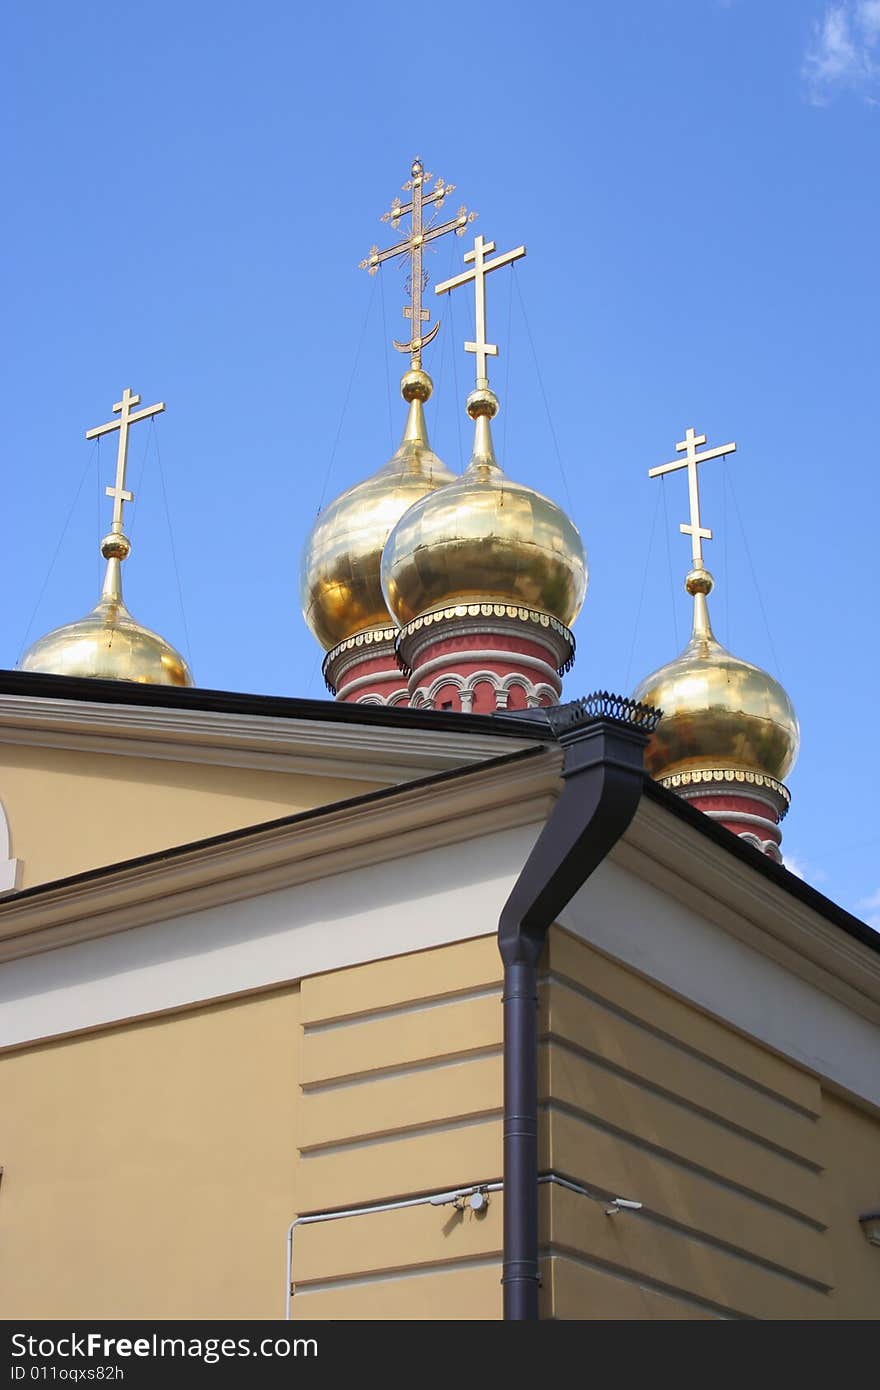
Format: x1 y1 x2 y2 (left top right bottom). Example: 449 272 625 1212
615 797 880 1028
559 855 880 1110
0 825 540 1050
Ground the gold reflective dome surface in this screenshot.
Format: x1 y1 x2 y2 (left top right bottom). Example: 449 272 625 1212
633 569 799 783
20 537 193 688
300 370 456 651
381 388 587 628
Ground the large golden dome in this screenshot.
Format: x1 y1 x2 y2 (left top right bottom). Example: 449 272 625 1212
633 569 798 784
300 370 455 651
381 388 587 629
20 535 193 687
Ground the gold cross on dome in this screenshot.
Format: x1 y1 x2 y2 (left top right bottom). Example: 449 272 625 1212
359 158 477 368
435 233 526 388
85 387 165 536
649 426 737 570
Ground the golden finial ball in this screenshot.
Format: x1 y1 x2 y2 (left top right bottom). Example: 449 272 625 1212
101 532 131 561
400 368 432 403
467 387 499 420
686 567 714 596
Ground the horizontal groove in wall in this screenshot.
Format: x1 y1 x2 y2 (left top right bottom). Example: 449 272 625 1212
302 993 503 1088
293 1252 501 1296
301 1043 503 1093
299 1110 501 1159
541 970 820 1120
542 1031 822 1173
543 1164 830 1297
542 1041 823 1223
303 984 502 1035
542 1246 744 1320
300 1106 502 1157
543 1098 826 1233
296 1174 503 1221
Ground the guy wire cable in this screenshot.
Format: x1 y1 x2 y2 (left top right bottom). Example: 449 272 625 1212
18 436 100 663
660 474 680 650
624 481 663 692
151 416 194 672
315 272 378 517
513 268 575 514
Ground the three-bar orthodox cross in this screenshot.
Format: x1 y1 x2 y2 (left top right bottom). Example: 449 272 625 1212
649 427 736 570
359 158 476 367
435 233 526 389
85 387 165 539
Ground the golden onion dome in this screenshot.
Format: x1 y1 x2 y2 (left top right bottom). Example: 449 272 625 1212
633 568 799 783
381 387 587 629
19 532 193 688
300 369 456 651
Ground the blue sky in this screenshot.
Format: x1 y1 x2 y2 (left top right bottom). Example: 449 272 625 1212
2 1 878 922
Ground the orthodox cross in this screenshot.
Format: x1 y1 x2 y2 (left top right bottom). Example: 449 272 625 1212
359 158 476 367
85 387 165 537
649 427 736 570
435 233 526 388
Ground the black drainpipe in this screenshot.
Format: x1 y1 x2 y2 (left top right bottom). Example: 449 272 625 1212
498 693 661 1321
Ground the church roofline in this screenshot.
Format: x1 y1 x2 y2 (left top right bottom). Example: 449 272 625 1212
0 668 556 742
0 680 874 974
641 776 878 957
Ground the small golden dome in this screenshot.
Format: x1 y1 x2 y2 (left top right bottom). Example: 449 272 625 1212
300 370 455 651
633 570 799 783
20 540 193 688
381 387 587 628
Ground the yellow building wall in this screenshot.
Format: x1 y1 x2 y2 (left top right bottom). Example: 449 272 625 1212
0 741 377 887
539 927 880 1320
1 926 878 1321
292 936 505 1320
0 987 300 1319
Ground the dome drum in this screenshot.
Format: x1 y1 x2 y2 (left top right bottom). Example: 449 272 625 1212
394 604 576 680
322 626 403 702
398 613 569 712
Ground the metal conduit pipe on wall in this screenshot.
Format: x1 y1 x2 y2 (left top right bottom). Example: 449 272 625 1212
497 694 660 1321
284 1173 643 1318
284 1181 503 1319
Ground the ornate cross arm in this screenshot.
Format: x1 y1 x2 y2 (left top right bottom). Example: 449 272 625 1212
381 176 454 230
358 158 476 367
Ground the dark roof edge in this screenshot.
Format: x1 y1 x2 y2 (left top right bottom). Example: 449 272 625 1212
643 777 879 957
0 744 550 907
0 668 554 740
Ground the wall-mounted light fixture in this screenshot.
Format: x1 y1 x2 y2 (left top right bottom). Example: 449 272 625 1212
859 1210 880 1247
604 1197 643 1216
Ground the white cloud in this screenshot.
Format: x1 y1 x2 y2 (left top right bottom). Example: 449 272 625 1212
859 0 880 40
857 887 880 929
783 852 828 885
803 2 880 103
